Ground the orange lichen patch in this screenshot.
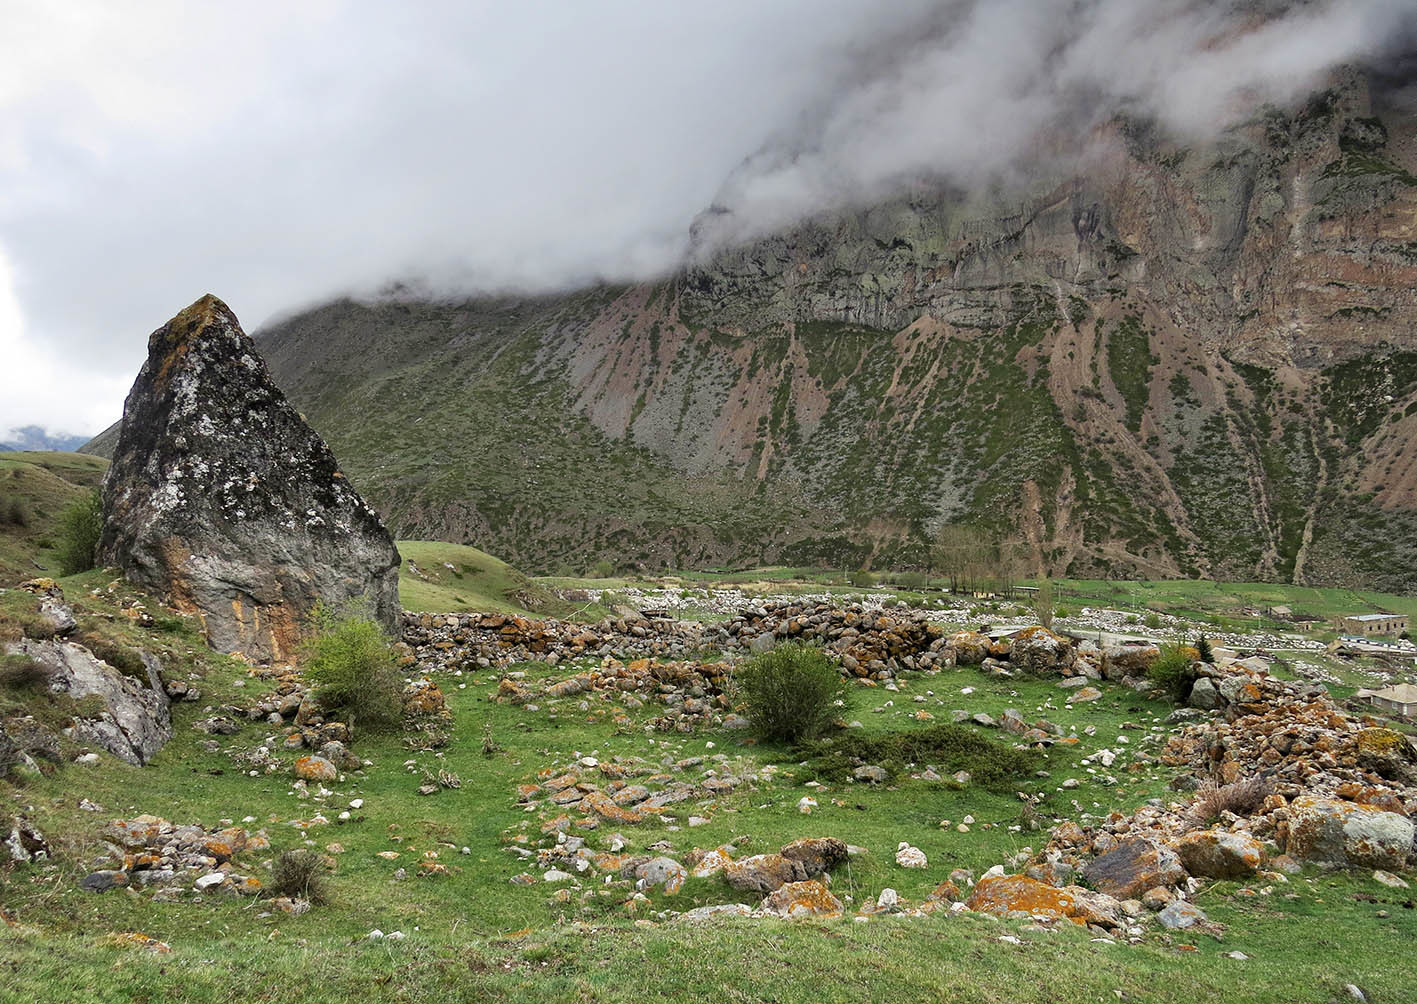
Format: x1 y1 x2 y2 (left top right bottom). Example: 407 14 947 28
516 783 543 802
540 814 572 835
760 879 843 919
417 861 451 877
105 932 172 954
925 879 962 903
1012 626 1062 643
966 875 1079 921
581 790 646 824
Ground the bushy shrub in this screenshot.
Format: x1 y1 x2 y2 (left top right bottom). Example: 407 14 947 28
265 849 331 904
1194 635 1214 663
733 641 845 743
590 559 614 578
1149 643 1199 702
302 607 403 734
3 499 28 527
55 488 103 576
1143 612 1162 629
846 569 875 588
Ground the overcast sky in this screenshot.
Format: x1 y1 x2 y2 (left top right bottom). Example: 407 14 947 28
2 0 1413 439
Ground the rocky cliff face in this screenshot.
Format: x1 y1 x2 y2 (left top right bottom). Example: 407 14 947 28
246 70 1417 590
99 295 401 661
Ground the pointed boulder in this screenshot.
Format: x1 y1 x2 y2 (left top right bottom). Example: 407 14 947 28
99 295 400 661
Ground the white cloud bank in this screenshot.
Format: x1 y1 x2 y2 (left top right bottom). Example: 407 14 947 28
0 0 1412 437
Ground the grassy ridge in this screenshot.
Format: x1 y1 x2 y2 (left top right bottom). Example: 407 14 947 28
0 451 108 584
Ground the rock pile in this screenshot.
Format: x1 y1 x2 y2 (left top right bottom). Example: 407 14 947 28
1033 656 1417 914
81 815 273 899
704 602 947 678
494 657 735 732
99 294 400 662
402 611 707 670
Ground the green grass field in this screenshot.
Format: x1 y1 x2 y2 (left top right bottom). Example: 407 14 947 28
2 567 1415 1002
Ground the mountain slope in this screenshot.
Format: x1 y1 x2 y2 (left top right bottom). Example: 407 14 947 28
200 71 1417 589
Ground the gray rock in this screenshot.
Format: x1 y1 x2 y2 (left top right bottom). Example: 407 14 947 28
1188 677 1220 710
1156 899 1206 930
1286 796 1415 871
81 870 129 892
853 765 888 784
3 818 47 862
749 632 776 655
3 638 170 765
98 295 401 662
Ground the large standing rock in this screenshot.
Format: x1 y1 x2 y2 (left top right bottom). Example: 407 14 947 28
2 639 170 765
99 296 400 661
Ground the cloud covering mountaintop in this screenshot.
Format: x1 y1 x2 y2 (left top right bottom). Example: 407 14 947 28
2 0 1413 435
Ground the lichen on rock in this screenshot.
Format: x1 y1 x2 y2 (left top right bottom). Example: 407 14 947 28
99 295 400 662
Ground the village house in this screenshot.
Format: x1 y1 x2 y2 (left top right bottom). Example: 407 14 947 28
1337 613 1409 637
1365 683 1417 717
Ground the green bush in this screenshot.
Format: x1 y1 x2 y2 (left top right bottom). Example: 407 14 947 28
894 571 927 590
1149 643 1200 702
845 569 875 588
1194 635 1214 663
56 488 103 576
590 559 614 578
302 607 403 734
1143 612 1162 629
733 641 844 743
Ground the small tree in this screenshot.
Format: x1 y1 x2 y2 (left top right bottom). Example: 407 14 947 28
1194 635 1214 663
302 607 403 734
1033 579 1055 630
56 488 103 575
590 559 614 579
733 642 845 743
1149 643 1200 703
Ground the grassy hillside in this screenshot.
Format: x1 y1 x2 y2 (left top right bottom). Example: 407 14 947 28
0 451 109 585
398 539 564 615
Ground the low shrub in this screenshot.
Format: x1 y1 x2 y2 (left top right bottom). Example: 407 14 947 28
55 488 103 576
302 607 403 734
799 723 1042 790
0 655 52 691
732 641 844 743
845 569 876 588
265 849 331 905
1189 776 1272 827
1149 643 1200 702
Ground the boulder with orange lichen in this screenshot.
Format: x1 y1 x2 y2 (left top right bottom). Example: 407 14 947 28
759 879 843 918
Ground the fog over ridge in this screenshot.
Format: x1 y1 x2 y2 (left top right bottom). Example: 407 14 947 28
1 0 1413 435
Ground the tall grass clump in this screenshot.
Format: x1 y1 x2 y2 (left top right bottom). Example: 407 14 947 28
302 606 403 734
265 849 332 905
733 641 844 743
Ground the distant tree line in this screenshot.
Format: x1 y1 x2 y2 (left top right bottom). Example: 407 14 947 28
928 524 1030 596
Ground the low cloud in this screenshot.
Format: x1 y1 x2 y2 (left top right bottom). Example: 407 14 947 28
0 0 1411 435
